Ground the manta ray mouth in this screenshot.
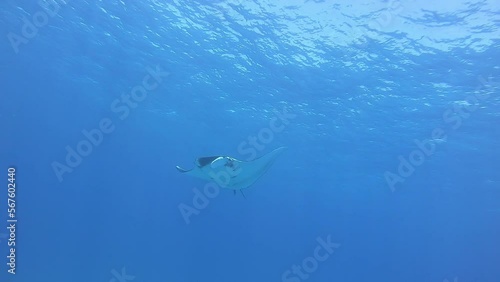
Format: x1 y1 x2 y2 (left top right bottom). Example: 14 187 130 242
195 156 220 167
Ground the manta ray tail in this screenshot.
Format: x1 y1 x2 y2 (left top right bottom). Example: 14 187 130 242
233 189 246 199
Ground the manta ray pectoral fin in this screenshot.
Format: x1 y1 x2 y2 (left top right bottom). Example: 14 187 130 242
176 165 213 181
227 146 287 189
175 166 190 173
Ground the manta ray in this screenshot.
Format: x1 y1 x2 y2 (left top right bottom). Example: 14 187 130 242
176 147 286 196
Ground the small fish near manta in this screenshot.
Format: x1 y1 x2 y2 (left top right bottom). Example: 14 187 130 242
176 147 286 197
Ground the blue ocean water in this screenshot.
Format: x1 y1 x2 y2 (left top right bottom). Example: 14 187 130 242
1 0 499 281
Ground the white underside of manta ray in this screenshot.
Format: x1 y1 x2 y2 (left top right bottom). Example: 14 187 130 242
176 147 286 192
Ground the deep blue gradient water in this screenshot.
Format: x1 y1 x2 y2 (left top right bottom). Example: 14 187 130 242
1 1 499 282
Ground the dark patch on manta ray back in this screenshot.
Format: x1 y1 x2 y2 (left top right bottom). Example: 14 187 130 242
196 156 221 167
